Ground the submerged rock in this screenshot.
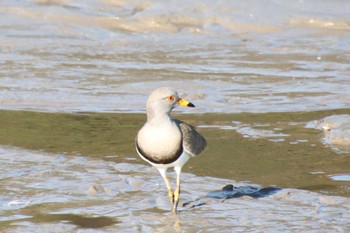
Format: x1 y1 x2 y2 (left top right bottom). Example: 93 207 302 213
206 184 282 199
183 184 281 207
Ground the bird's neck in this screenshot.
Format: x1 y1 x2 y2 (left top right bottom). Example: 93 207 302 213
147 112 172 125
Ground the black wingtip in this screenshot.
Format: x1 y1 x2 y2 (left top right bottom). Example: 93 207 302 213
188 102 195 107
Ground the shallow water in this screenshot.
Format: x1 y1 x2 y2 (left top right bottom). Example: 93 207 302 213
1 0 350 231
1 146 350 232
1 110 350 231
1 0 350 113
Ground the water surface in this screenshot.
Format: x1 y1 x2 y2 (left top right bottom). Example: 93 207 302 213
1 0 349 113
1 0 350 231
1 144 350 232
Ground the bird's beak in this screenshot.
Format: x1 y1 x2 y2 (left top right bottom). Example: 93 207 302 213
177 98 195 107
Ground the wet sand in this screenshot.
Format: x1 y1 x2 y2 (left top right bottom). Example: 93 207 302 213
0 145 349 232
1 109 350 197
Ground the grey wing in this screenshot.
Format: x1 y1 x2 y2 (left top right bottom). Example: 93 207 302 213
175 120 207 157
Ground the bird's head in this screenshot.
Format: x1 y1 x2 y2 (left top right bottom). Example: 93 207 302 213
146 87 194 121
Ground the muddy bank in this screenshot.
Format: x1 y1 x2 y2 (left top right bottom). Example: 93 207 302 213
0 109 349 197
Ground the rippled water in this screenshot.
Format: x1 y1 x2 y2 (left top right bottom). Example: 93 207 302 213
1 0 350 232
1 146 350 232
1 0 350 113
0 109 349 232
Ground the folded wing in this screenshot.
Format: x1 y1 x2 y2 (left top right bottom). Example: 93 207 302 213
175 120 207 157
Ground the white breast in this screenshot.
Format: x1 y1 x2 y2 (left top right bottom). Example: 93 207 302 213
137 121 182 160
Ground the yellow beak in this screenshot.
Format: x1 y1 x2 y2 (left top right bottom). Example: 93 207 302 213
177 98 195 107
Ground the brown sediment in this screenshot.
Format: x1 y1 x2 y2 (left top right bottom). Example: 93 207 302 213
0 109 350 196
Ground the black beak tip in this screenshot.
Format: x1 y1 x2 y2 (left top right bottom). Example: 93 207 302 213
188 102 195 107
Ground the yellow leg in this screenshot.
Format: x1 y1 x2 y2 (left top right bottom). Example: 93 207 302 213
172 167 182 214
158 168 174 205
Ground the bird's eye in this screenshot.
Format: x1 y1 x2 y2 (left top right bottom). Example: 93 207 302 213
167 96 175 102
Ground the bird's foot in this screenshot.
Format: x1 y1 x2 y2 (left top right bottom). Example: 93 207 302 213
172 187 180 214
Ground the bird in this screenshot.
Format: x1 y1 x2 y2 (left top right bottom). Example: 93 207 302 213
135 87 207 214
